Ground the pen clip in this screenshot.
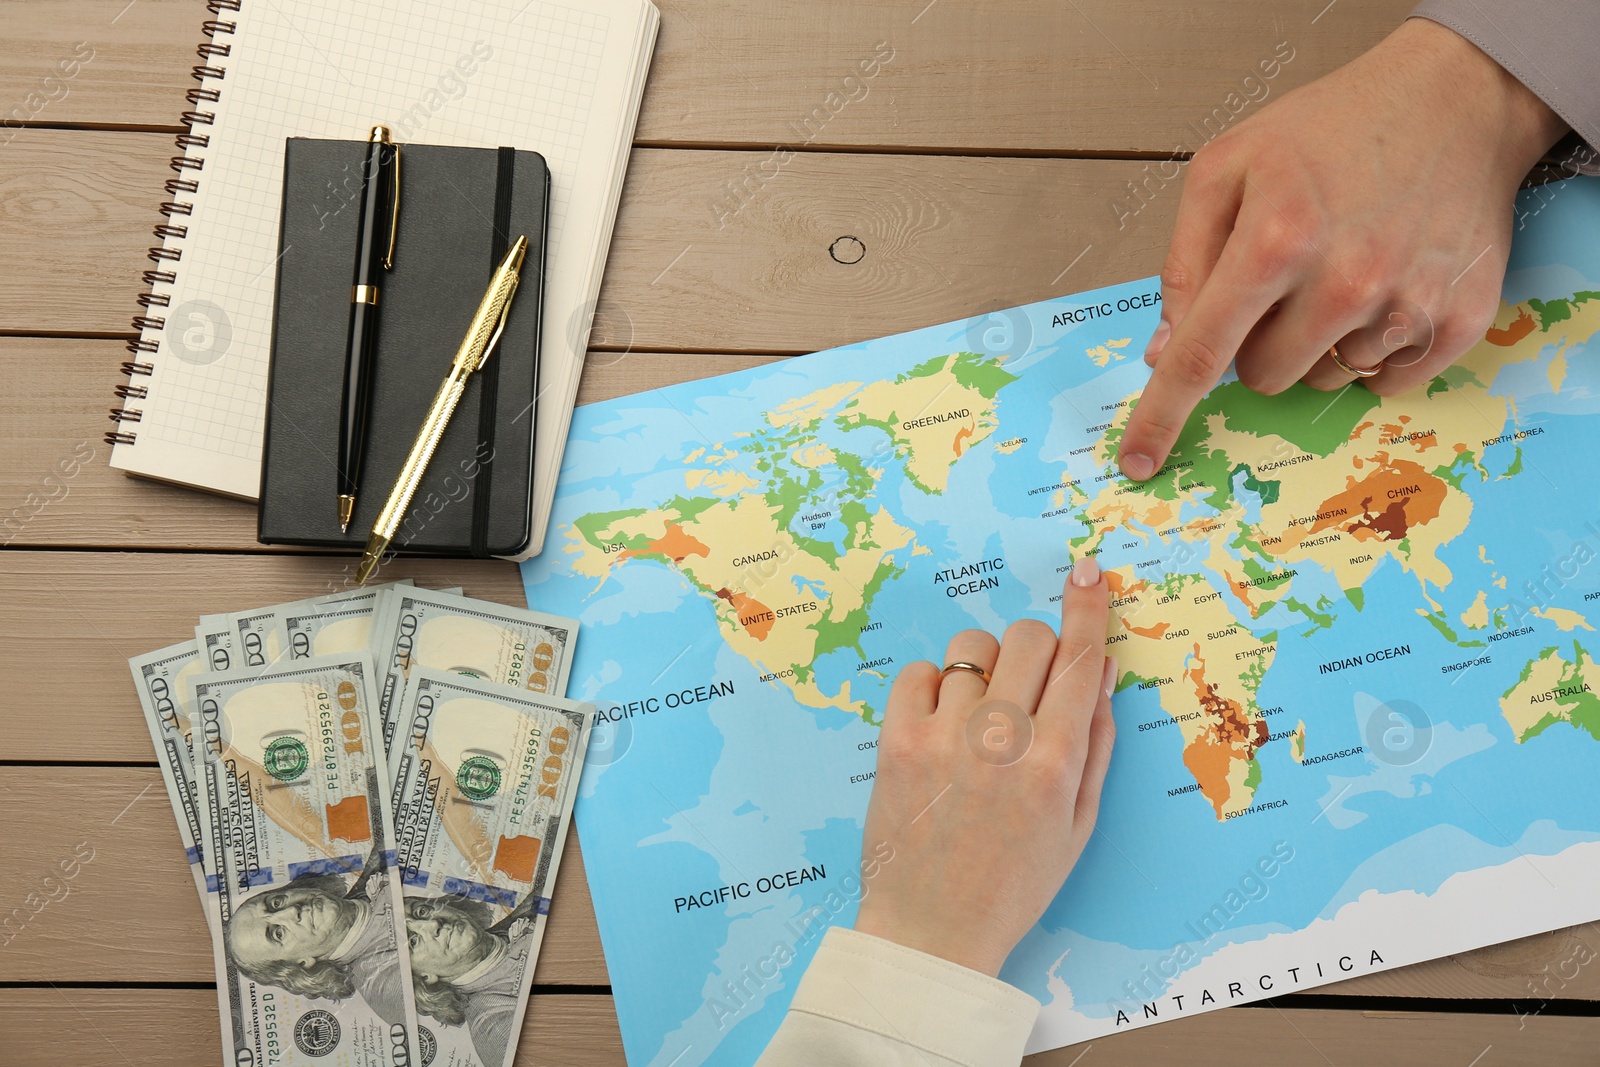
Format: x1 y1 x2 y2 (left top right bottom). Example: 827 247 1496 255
382 142 401 271
477 273 522 371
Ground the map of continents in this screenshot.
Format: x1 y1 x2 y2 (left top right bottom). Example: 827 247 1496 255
523 178 1600 1065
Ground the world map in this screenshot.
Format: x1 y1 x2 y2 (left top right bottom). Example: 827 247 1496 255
522 178 1600 1063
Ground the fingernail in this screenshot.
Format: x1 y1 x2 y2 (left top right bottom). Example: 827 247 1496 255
1143 318 1170 360
1101 656 1118 700
1070 556 1100 588
1119 451 1154 480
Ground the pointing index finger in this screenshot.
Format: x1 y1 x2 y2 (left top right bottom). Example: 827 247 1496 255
1147 148 1246 366
1040 557 1110 735
1117 231 1287 480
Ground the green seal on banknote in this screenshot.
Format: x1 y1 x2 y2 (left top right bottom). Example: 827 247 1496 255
456 755 502 799
293 1009 340 1056
262 737 309 782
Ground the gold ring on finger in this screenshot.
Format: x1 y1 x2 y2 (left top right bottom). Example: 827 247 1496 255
1328 342 1382 378
940 661 990 682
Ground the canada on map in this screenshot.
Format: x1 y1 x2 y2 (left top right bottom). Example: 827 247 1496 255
525 178 1600 1067
564 349 1015 722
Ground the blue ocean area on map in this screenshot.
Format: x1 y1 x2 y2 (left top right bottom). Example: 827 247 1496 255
524 178 1600 1064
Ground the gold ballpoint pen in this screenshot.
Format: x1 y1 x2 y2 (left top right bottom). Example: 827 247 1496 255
355 234 528 584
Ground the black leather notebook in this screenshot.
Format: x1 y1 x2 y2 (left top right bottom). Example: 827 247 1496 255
258 138 549 555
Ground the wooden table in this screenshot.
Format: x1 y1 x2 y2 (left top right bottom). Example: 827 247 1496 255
3 1 1597 1063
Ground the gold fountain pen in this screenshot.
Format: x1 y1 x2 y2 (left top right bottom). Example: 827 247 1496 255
355 235 528 584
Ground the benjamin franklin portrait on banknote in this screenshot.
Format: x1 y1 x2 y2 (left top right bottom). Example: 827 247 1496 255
405 891 540 1064
227 861 408 1027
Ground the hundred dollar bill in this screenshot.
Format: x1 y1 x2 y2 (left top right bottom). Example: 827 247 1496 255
375 587 579 771
191 615 244 905
196 613 238 672
280 582 423 662
368 585 461 662
192 654 422 1066
367 586 460 676
189 597 336 946
235 581 417 669
128 640 213 913
232 605 289 669
390 669 594 1067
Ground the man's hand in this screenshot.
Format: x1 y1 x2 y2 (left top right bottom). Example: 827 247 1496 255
852 561 1114 978
1117 17 1569 482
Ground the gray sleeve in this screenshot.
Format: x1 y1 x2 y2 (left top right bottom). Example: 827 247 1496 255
1410 1 1600 175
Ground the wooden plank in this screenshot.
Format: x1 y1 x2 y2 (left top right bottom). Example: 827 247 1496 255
0 130 169 334
0 0 1411 154
2 338 267 551
1024 1006 1600 1066
3 987 1598 1066
635 0 1408 154
593 149 1175 354
1336 922 1600 1004
0 551 528 761
0 339 779 551
0 767 608 986
0 988 625 1067
0 0 193 131
578 351 786 403
0 134 1180 341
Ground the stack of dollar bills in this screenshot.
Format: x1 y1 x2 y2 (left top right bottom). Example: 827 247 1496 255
127 580 593 1067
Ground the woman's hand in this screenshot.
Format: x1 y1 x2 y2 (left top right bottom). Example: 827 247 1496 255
852 560 1114 977
1116 17 1569 482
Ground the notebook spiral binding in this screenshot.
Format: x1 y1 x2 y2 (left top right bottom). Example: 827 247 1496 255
106 0 242 447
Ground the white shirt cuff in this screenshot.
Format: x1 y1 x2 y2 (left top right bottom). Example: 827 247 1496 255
780 926 1041 1067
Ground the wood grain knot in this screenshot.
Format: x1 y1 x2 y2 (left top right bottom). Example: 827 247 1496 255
828 236 865 265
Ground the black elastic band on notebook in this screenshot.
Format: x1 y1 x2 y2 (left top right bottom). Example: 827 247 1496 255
470 147 516 557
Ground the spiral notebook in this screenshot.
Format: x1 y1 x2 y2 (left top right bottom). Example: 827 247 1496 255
108 0 659 560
